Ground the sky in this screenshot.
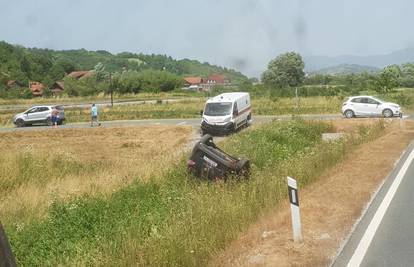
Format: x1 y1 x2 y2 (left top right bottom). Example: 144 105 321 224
1 0 414 76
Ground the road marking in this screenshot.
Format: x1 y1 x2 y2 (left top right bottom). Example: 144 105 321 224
177 122 187 125
347 147 414 267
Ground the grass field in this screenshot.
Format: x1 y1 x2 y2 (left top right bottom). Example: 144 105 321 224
0 125 192 225
1 119 387 266
0 91 196 106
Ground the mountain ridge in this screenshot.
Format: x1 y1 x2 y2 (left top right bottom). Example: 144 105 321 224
304 48 414 72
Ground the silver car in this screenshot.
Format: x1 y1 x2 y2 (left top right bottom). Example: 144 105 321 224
13 105 65 127
341 96 402 118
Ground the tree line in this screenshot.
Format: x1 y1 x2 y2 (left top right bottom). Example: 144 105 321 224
0 41 247 98
260 52 414 97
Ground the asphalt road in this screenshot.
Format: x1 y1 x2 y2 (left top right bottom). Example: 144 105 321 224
0 98 198 112
332 142 414 267
0 114 343 132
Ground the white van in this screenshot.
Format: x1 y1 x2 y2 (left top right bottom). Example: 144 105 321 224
201 92 251 135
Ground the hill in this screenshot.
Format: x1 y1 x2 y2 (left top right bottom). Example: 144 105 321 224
311 64 380 75
0 41 247 87
304 48 414 72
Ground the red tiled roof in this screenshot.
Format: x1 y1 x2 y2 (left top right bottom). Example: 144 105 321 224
29 81 44 96
67 70 93 79
51 81 64 90
184 77 202 85
207 74 226 83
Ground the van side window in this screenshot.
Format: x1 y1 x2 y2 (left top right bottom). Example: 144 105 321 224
233 102 238 114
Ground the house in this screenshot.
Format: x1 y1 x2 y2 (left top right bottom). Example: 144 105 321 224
183 77 204 91
29 81 44 96
50 81 64 95
183 74 232 92
5 80 24 88
206 74 229 85
67 70 93 79
202 74 231 91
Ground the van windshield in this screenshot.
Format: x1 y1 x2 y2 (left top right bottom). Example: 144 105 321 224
204 102 232 116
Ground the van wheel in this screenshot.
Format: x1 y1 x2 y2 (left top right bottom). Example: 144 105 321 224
344 110 354 118
15 119 25 127
383 109 393 118
247 113 251 121
46 118 53 126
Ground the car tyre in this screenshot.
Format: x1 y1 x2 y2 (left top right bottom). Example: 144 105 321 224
15 119 25 127
46 117 53 126
344 110 354 119
383 109 393 118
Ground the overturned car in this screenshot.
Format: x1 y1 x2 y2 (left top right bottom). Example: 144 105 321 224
187 134 250 180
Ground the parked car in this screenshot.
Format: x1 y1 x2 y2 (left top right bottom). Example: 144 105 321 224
13 105 65 127
201 92 251 135
187 134 250 180
341 96 402 118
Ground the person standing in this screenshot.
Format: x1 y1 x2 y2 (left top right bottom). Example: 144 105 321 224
90 103 101 127
51 106 59 128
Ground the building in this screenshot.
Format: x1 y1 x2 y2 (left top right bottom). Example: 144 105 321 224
183 74 231 92
203 74 231 91
29 81 44 96
67 70 93 79
5 80 24 88
50 81 65 95
206 74 227 84
183 77 204 91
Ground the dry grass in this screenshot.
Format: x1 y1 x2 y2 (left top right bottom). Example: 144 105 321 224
0 125 192 224
210 119 414 267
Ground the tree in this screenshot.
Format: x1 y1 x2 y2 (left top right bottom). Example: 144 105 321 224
399 63 414 87
94 62 107 82
376 65 401 93
261 52 305 90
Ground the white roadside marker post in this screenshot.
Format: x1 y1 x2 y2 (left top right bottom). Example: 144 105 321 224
287 176 302 242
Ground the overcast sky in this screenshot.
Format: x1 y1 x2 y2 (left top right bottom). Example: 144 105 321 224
1 0 414 76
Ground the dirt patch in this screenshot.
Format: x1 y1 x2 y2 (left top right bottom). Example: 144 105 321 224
210 119 414 267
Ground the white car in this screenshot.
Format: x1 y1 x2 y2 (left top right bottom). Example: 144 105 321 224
341 96 402 118
13 105 65 127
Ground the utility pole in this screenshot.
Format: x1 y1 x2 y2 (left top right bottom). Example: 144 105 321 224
109 73 113 107
295 87 299 111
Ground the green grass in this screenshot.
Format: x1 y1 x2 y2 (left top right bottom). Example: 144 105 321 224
4 119 386 266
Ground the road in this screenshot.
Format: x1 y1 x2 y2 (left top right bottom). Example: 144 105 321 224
0 114 342 132
0 97 199 112
332 142 414 267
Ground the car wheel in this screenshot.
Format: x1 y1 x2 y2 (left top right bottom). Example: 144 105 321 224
46 117 53 126
15 119 25 127
383 109 393 118
344 110 354 118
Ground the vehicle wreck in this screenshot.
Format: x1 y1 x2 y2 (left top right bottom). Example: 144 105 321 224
187 134 250 180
